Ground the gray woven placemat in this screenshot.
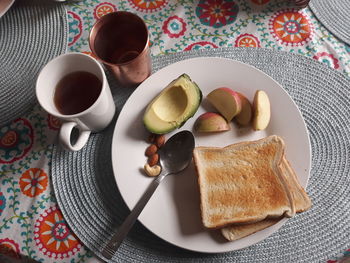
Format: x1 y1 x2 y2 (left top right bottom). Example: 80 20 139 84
309 0 350 45
0 0 67 126
52 47 350 262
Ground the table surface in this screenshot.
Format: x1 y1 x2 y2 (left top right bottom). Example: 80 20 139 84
0 0 349 262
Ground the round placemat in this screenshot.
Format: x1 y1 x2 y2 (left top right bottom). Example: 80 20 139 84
52 47 350 262
309 0 350 45
0 0 67 126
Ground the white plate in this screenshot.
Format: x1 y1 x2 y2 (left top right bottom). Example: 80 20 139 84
0 0 14 18
111 57 311 253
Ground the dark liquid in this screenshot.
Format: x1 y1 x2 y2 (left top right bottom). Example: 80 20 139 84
94 13 147 64
54 71 102 115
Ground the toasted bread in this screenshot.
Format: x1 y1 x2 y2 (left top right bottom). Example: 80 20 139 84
281 157 311 213
221 156 311 241
193 135 295 229
221 218 281 241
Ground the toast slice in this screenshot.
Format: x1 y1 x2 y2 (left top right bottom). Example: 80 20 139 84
281 157 311 213
221 218 281 242
193 135 295 229
221 156 312 241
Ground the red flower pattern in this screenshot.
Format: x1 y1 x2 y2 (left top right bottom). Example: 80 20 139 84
269 10 313 46
196 0 239 28
163 16 187 38
93 2 117 20
235 33 261 47
313 52 340 69
184 41 218 51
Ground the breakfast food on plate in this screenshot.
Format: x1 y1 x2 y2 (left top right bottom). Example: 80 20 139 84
155 134 165 147
143 134 166 177
252 90 271 131
143 74 202 134
194 135 295 228
147 153 159 166
221 218 281 241
207 87 242 122
145 144 158 157
194 112 230 133
205 87 270 131
234 92 253 126
221 156 312 241
144 163 161 177
193 135 311 238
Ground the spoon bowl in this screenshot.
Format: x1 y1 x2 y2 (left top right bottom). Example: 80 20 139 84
102 130 195 260
159 130 195 174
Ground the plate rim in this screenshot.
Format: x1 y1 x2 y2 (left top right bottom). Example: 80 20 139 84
0 0 15 18
111 56 311 253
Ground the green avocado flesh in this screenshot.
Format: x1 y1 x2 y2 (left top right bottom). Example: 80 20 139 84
143 74 202 134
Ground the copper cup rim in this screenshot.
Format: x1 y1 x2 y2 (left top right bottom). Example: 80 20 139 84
89 11 150 67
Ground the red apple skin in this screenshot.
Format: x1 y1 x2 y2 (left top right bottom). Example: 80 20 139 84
194 112 230 132
207 87 242 122
217 87 239 97
235 92 253 126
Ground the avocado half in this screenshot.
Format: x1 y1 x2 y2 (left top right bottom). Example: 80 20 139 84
143 74 202 134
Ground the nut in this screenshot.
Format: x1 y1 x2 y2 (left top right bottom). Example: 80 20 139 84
145 144 158 157
148 153 159 166
144 164 161 177
148 133 156 143
155 135 165 148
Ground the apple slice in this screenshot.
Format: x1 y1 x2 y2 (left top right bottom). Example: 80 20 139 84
235 92 252 126
194 112 230 132
207 87 242 122
252 90 271 130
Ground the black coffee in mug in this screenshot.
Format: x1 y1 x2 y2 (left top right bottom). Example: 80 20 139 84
54 71 102 115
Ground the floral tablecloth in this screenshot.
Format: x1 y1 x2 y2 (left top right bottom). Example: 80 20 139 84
1 0 349 262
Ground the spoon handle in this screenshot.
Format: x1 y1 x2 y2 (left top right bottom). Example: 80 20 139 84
102 173 167 259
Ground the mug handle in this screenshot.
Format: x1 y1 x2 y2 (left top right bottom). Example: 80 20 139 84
59 122 91 151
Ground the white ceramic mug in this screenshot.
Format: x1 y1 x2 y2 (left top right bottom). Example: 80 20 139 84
36 52 115 151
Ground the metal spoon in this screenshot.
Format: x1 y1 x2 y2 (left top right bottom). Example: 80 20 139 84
102 130 195 259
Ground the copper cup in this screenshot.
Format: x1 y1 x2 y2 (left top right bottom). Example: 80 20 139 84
89 11 151 87
291 0 310 8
